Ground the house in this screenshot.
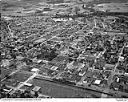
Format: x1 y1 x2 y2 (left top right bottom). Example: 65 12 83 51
31 68 39 73
79 68 86 76
104 64 115 70
32 86 41 92
111 82 120 91
20 82 33 87
83 77 94 84
79 71 86 77
3 87 13 93
86 70 93 78
94 79 101 85
119 56 124 62
1 59 10 67
51 66 58 71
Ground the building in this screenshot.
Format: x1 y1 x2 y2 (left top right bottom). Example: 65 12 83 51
52 17 72 22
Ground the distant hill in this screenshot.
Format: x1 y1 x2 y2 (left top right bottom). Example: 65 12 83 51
2 0 128 4
93 0 128 3
1 0 127 10
64 0 128 3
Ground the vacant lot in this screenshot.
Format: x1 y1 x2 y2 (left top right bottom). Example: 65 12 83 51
1 68 13 79
30 78 102 98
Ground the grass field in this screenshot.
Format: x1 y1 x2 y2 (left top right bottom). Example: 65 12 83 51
30 78 101 98
11 72 32 82
1 68 13 79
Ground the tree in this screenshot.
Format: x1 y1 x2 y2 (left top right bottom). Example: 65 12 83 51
74 6 80 15
34 92 39 98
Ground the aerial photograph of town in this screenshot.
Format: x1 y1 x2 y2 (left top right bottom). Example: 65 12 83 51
0 0 128 99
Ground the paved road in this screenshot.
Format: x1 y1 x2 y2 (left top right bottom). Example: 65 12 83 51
10 72 38 94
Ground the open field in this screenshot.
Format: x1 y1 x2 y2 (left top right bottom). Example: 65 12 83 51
30 78 100 98
1 68 13 79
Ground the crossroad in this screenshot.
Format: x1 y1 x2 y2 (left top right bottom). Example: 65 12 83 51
10 72 38 94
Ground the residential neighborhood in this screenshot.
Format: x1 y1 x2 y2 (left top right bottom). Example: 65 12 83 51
1 0 128 98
